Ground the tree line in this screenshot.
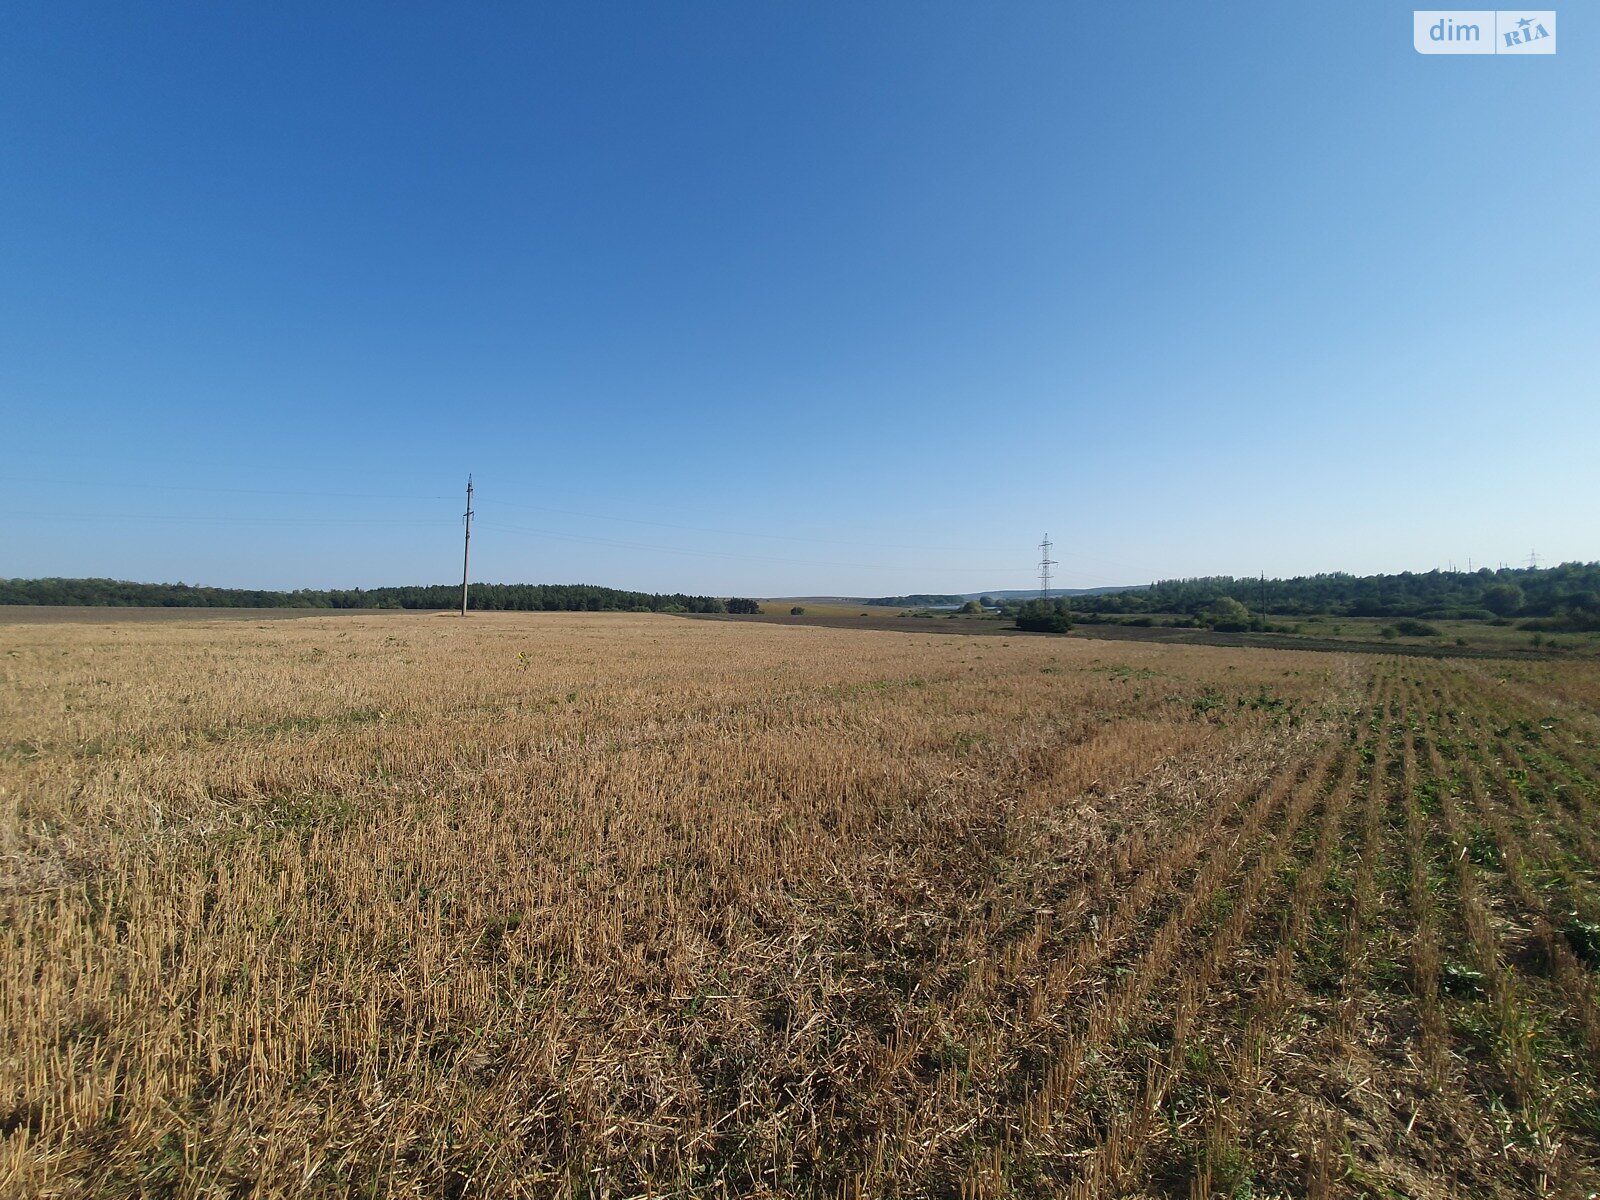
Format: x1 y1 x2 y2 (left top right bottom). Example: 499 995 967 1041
1077 563 1600 628
0 578 750 615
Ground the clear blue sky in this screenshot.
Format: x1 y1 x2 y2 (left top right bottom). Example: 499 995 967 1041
3 3 1595 596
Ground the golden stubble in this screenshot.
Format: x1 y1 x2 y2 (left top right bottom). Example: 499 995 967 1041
3 613 1597 1197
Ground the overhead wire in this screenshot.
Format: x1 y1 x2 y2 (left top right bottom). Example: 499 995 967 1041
474 520 1023 575
0 474 1166 581
5 511 456 528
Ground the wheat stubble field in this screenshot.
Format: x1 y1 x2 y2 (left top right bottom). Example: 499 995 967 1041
3 613 1600 1198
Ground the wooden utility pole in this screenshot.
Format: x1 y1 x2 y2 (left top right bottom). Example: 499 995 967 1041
460 475 474 617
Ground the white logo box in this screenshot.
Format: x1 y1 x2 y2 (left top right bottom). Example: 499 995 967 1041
1414 10 1556 54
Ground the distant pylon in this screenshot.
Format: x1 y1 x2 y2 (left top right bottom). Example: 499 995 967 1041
1038 534 1057 600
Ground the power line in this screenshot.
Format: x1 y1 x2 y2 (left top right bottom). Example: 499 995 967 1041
491 497 1083 560
475 519 1024 575
4 510 456 528
0 474 453 502
491 498 985 553
7 504 1132 586
1038 534 1057 600
0 473 1172 581
492 502 1166 578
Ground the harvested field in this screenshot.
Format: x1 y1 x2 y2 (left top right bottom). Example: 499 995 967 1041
3 613 1599 1197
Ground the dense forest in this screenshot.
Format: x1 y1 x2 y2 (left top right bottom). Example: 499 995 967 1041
865 594 967 607
1076 563 1600 628
0 578 741 614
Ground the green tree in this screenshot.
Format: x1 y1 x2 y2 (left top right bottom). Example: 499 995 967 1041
1202 597 1252 632
1015 598 1072 633
1481 583 1524 616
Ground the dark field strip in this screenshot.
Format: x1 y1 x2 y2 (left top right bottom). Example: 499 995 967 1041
684 612 1577 662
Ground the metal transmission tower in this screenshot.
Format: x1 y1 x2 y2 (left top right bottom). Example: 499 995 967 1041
460 475 474 618
1038 534 1057 600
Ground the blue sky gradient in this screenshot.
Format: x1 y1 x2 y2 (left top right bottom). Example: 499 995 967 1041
3 3 1595 595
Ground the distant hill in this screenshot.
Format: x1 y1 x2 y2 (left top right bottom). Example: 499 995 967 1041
963 586 1144 602
863 586 1143 607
